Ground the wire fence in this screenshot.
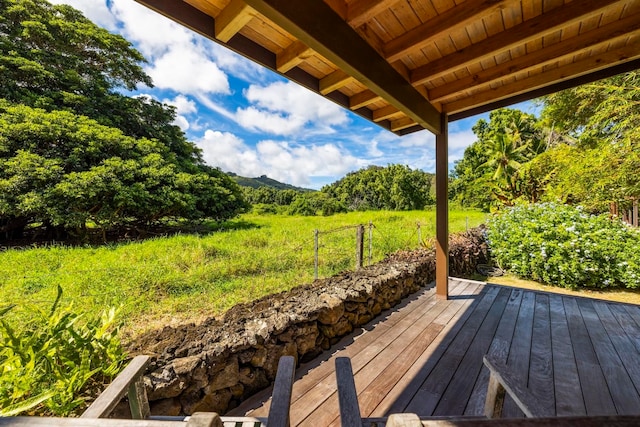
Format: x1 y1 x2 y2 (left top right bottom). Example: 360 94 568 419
312 220 441 279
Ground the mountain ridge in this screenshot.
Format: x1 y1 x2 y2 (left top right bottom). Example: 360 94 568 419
227 172 314 192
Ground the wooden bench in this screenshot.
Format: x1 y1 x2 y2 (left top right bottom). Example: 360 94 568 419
0 355 295 427
335 355 557 427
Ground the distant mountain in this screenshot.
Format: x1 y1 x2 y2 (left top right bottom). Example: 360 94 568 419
227 173 314 192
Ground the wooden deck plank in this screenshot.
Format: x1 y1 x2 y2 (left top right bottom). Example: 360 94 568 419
501 290 535 418
225 281 640 426
432 288 511 416
592 302 640 410
286 287 446 424
609 304 640 354
305 299 451 426
347 282 481 419
563 298 616 415
230 281 453 418
403 285 502 415
370 281 485 417
464 288 524 416
527 294 554 415
577 298 640 414
303 280 477 426
549 294 586 416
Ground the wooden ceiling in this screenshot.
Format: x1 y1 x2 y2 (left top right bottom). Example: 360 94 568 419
135 0 640 135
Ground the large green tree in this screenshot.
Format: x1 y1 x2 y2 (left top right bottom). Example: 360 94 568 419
450 108 545 210
0 0 249 239
0 103 247 238
534 72 640 211
0 0 201 166
322 164 433 211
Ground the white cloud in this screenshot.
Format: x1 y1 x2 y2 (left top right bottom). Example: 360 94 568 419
164 95 197 116
195 131 362 187
234 81 349 136
147 48 230 95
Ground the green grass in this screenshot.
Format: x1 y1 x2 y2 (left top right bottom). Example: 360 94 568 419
0 209 486 339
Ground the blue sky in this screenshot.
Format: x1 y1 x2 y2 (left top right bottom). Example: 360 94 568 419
52 0 538 189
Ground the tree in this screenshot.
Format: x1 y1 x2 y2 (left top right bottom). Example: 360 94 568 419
322 165 433 211
535 72 640 211
0 103 248 239
450 108 545 210
0 0 201 166
0 0 249 239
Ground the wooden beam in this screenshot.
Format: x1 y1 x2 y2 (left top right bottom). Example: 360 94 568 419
320 69 354 95
215 0 255 42
384 0 515 63
445 45 640 115
390 117 417 132
430 13 640 102
347 0 398 28
243 0 442 134
277 40 314 72
373 105 403 122
449 57 640 122
350 90 382 109
411 0 622 85
435 111 448 300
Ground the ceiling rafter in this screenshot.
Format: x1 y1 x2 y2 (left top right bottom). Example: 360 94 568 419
390 117 416 132
384 0 516 63
445 44 640 114
373 105 403 122
242 0 442 134
429 12 640 102
276 40 314 72
411 0 623 85
319 69 354 95
449 57 640 121
347 0 399 28
215 0 255 42
349 90 382 110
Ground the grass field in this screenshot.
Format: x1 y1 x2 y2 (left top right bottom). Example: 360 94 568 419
0 209 487 339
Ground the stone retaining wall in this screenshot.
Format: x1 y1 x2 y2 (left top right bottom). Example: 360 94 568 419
135 227 489 416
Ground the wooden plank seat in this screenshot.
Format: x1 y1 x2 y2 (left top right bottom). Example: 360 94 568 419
334 355 559 427
0 355 295 427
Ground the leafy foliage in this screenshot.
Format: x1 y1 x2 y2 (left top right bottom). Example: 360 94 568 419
0 0 249 239
487 203 640 289
322 164 433 211
0 103 248 238
450 108 546 211
533 72 640 210
0 286 124 416
0 0 200 165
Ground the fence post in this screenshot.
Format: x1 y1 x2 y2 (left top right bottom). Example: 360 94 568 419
314 229 319 280
368 221 373 265
417 221 421 246
355 224 364 270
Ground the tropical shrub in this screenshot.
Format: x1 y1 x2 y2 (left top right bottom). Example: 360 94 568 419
0 286 125 416
487 203 640 289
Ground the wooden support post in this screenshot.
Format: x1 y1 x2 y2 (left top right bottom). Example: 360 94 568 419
355 224 364 270
634 198 638 227
435 111 449 299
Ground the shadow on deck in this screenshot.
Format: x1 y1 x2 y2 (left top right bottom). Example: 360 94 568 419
228 278 640 426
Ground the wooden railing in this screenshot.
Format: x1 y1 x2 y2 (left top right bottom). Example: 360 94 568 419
3 354 640 426
0 355 295 427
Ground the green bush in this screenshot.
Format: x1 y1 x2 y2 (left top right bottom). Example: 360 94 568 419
0 286 125 416
487 203 640 289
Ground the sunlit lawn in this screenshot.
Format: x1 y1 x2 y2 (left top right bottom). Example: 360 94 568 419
0 209 486 340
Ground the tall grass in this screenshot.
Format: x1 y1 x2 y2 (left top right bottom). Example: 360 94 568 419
0 210 485 338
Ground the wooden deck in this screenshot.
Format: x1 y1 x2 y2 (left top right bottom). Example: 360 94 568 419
228 279 640 426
